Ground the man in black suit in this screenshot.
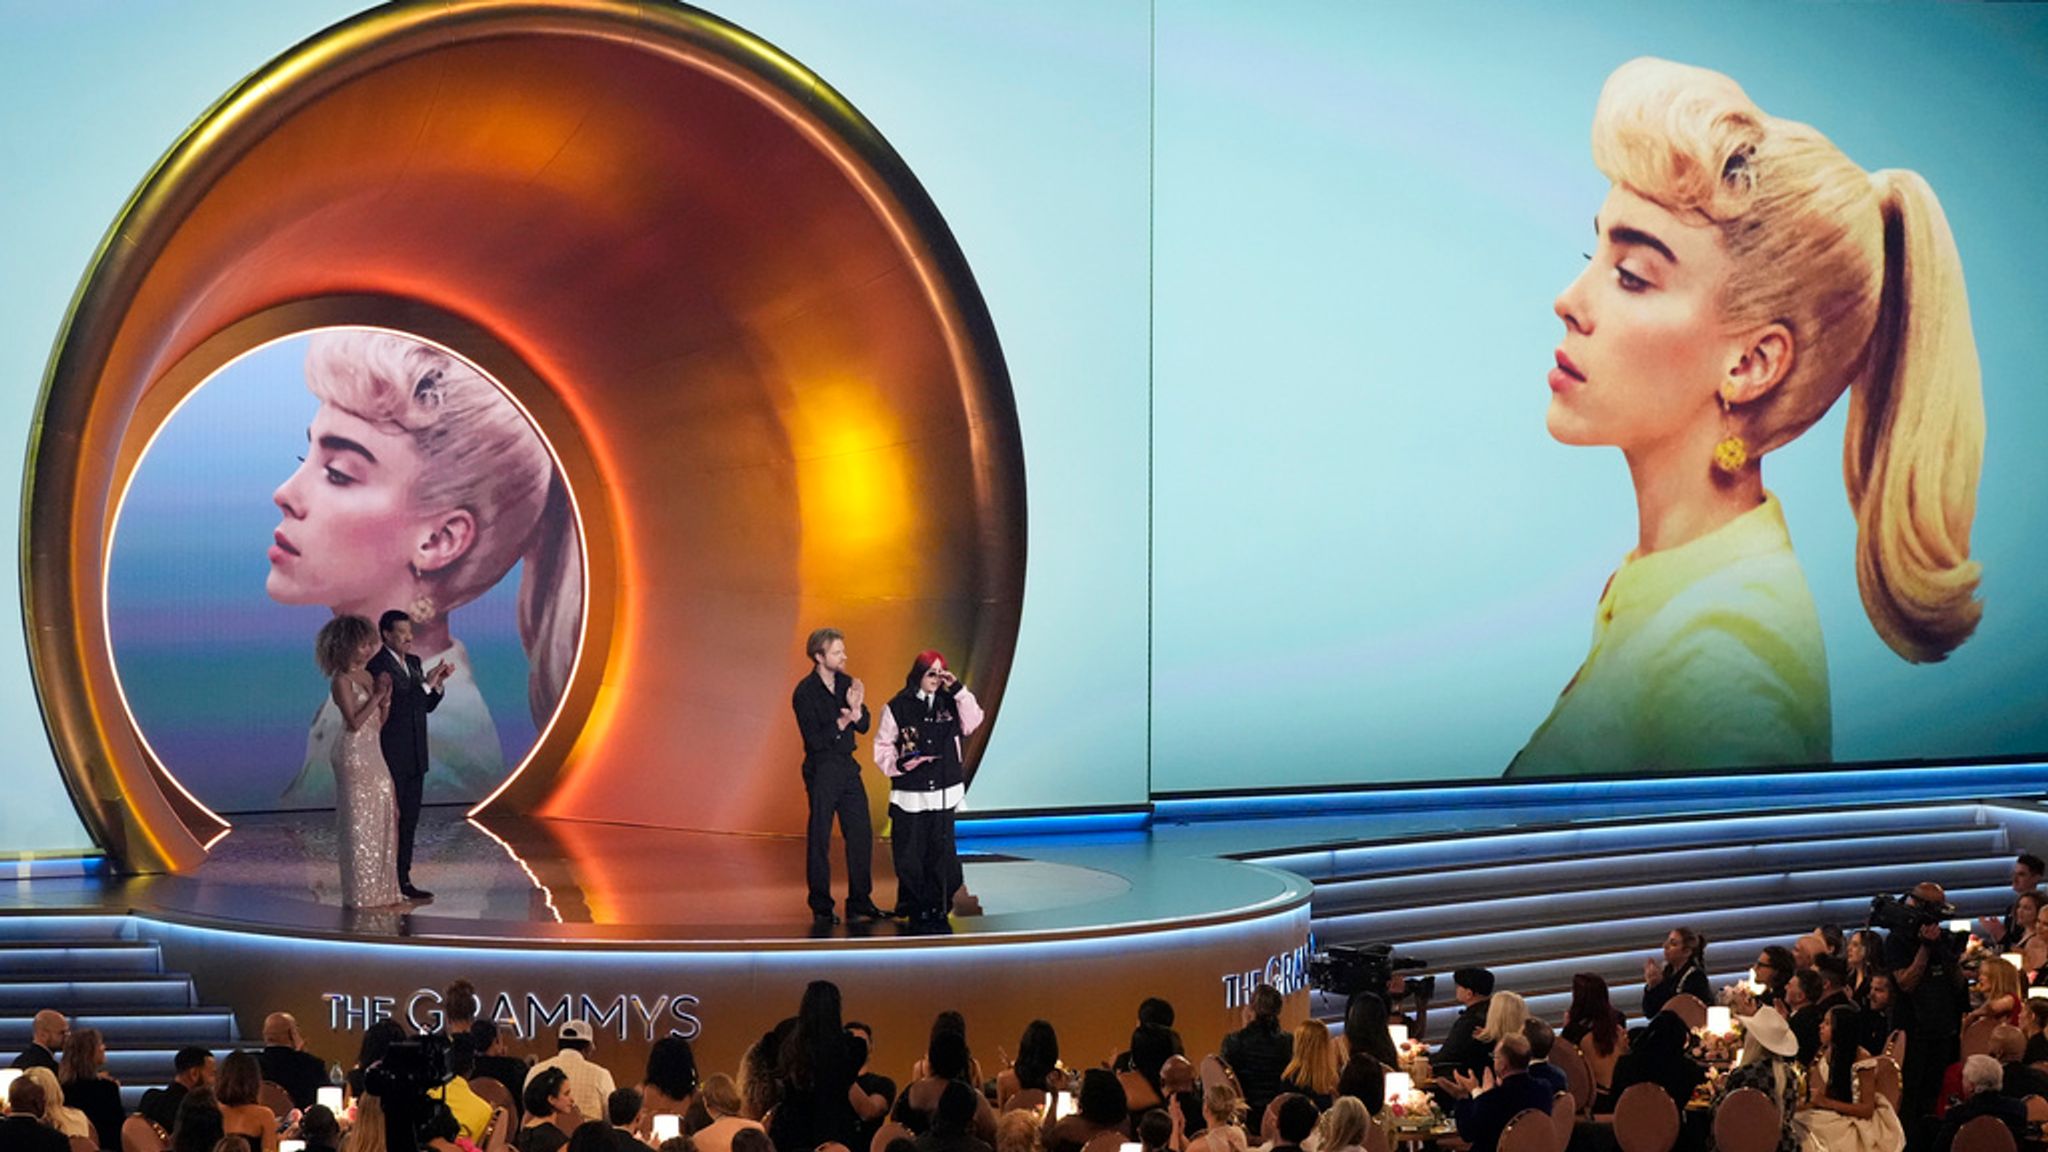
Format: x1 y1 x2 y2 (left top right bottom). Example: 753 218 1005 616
258 1013 330 1110
138 1047 216 1134
1450 1034 1556 1152
1934 1055 2027 1152
9 1010 65 1071
1433 968 1497 1080
373 609 450 901
3 1076 71 1152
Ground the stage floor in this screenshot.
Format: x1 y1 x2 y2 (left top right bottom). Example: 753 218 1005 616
0 808 1310 946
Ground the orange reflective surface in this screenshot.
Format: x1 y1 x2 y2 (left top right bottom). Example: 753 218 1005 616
27 0 1025 870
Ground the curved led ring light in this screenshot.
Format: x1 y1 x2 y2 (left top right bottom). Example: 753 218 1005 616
25 0 1027 872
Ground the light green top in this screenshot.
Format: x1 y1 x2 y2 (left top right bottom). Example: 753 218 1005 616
1507 491 1831 778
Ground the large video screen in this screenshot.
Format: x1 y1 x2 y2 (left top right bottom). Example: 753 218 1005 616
1150 1 2048 791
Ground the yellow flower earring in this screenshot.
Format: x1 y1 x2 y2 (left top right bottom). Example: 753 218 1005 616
1713 391 1749 474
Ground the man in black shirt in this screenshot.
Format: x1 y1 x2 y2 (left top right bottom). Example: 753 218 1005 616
1221 985 1294 1121
9 1010 65 1071
1886 882 1965 1136
1433 968 1497 1080
468 1021 529 1107
259 1012 331 1109
3 1077 70 1152
139 1047 216 1134
791 627 885 927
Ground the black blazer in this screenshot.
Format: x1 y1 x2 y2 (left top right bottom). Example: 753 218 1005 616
0 1116 70 1152
370 647 442 780
9 1043 57 1071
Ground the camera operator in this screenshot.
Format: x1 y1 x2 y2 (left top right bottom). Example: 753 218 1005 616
1879 882 1966 1139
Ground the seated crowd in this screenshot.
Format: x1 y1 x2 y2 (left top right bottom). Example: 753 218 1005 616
8 860 2048 1152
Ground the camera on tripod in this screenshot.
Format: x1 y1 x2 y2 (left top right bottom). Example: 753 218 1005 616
1308 943 1433 1005
363 1034 454 1152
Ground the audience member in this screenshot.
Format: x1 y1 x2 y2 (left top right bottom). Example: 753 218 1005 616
638 1037 700 1133
257 1014 329 1111
845 1022 894 1150
1846 931 1884 1004
11 1012 68 1073
348 1022 407 1098
602 1089 645 1152
344 1094 388 1152
1752 946 1796 1008
1277 1021 1337 1112
300 1106 342 1152
1521 1019 1567 1099
1641 929 1710 1020
998 1021 1062 1108
1045 1070 1125 1152
1115 1002 1184 1075
25 1067 94 1142
516 1068 579 1152
1449 1035 1550 1152
57 1027 124 1150
1610 1013 1704 1118
1135 1110 1172 1152
1561 972 1627 1110
1860 973 1900 1060
1813 957 1854 1014
1312 1097 1369 1152
994 1112 1044 1152
1120 1024 1179 1113
1963 958 2022 1029
1932 1056 2023 1152
1221 986 1293 1121
3 1076 70 1152
216 1051 279 1152
1786 970 1824 1064
735 1024 789 1123
2021 1000 2048 1066
443 981 481 1036
768 982 862 1152
1985 1026 2048 1101
1177 1082 1245 1152
170 1090 225 1152
1267 1096 1319 1152
563 1120 615 1152
1717 1008 1800 1152
470 1022 531 1109
1978 854 2045 952
688 1075 763 1152
1802 1004 1904 1152
1431 969 1497 1082
914 1082 991 1152
140 1049 216 1135
527 1023 618 1131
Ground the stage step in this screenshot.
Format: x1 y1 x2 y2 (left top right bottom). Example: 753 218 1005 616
0 913 260 1098
1259 802 2025 1039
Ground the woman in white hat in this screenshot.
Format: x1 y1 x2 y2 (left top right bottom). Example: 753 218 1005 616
1800 1004 1905 1152
1715 1007 1802 1152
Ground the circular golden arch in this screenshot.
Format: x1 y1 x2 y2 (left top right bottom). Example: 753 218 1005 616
25 0 1027 872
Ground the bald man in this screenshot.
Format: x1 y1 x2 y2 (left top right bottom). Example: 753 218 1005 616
258 1012 330 1109
10 1010 66 1071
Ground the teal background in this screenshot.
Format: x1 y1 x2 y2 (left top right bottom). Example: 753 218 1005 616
2 2 2044 852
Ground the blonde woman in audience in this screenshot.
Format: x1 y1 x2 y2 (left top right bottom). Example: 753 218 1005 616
1312 1098 1370 1152
1964 957 2024 1029
689 1076 764 1152
1279 1022 1339 1111
1476 994 1530 1052
22 1067 94 1141
1170 1082 1247 1152
345 1096 389 1152
994 1111 1043 1152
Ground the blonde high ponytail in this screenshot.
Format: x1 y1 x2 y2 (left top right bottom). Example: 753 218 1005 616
1591 58 1986 665
1843 171 1985 663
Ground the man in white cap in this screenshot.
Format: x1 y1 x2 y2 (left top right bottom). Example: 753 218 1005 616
524 1019 617 1122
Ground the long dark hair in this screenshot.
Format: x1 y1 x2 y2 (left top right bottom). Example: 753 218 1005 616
1824 1005 1861 1102
1015 1020 1060 1094
1566 974 1622 1057
781 981 844 1091
1343 996 1399 1068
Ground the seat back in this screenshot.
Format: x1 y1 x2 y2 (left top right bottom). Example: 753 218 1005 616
1549 1039 1594 1117
1951 1115 2019 1152
472 1076 519 1125
259 1081 295 1117
120 1117 167 1152
1661 996 1708 1031
1549 1092 1576 1152
1612 1083 1680 1152
1961 1018 2001 1059
1711 1087 1782 1152
1499 1108 1559 1152
1871 1057 1902 1111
